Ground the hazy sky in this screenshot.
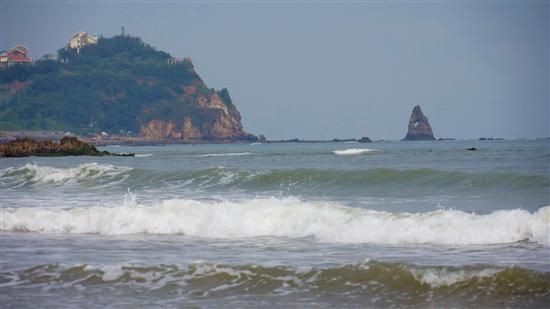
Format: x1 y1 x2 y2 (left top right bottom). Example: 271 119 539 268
2 0 548 139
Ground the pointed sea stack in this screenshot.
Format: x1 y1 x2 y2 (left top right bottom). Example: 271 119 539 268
402 105 435 141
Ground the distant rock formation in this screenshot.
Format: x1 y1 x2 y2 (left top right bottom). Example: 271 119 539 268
402 105 435 141
0 136 128 157
358 137 373 143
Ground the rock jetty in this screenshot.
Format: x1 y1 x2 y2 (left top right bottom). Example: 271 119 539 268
402 105 436 141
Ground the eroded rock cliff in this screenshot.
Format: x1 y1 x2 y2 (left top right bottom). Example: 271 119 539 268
402 105 436 141
139 88 251 141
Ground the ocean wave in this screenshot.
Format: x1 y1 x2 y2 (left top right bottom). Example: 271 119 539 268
134 153 153 157
193 152 253 158
0 163 132 187
1 164 547 194
2 197 548 245
1 261 548 305
177 167 550 192
332 148 378 155
408 265 501 287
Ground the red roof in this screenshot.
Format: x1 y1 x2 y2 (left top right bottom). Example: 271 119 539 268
6 49 31 63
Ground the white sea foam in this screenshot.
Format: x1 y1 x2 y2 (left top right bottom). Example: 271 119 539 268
409 267 501 287
332 148 378 155
0 163 132 185
194 152 253 157
135 153 153 157
2 197 548 245
96 265 126 281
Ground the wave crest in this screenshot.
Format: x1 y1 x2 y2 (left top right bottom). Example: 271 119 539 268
332 148 378 155
3 164 546 193
2 261 548 303
2 197 548 245
0 163 132 187
185 167 549 194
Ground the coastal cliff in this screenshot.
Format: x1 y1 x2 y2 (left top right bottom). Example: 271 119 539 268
402 105 436 141
139 90 249 141
0 35 256 142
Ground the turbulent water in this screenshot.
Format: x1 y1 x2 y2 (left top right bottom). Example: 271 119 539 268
1 140 549 307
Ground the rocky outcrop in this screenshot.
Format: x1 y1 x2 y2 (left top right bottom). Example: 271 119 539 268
140 119 177 140
0 136 110 157
139 90 254 141
402 105 435 141
358 137 373 143
182 116 201 140
136 56 258 142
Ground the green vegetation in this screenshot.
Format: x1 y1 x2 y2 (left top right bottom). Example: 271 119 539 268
0 35 229 135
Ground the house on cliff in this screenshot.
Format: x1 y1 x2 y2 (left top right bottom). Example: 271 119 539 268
0 45 32 68
69 31 98 53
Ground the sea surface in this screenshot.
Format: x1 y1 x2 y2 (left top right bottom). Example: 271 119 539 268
1 140 549 308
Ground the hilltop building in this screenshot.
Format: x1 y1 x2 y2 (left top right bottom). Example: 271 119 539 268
69 31 98 53
0 45 32 68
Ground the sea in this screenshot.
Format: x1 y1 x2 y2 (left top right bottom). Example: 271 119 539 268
1 139 549 308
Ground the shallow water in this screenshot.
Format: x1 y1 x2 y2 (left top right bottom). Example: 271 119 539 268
1 140 549 307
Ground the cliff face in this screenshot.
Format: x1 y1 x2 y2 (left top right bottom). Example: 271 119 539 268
139 85 249 141
135 59 251 141
402 105 436 141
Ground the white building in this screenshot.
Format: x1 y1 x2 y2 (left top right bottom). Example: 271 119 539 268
69 31 98 53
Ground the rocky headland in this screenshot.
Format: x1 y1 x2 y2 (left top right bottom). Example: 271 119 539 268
402 105 436 141
0 35 257 142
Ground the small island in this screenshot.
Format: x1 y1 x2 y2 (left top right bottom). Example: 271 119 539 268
402 105 436 141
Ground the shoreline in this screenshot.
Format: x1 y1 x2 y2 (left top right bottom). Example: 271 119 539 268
1 131 547 147
0 131 377 146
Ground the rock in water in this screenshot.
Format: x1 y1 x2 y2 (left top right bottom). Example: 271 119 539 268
0 137 109 157
402 105 436 141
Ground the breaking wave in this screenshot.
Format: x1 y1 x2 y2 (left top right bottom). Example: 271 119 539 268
0 163 132 187
1 261 548 307
332 148 379 155
134 153 153 157
2 197 548 245
1 164 547 195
